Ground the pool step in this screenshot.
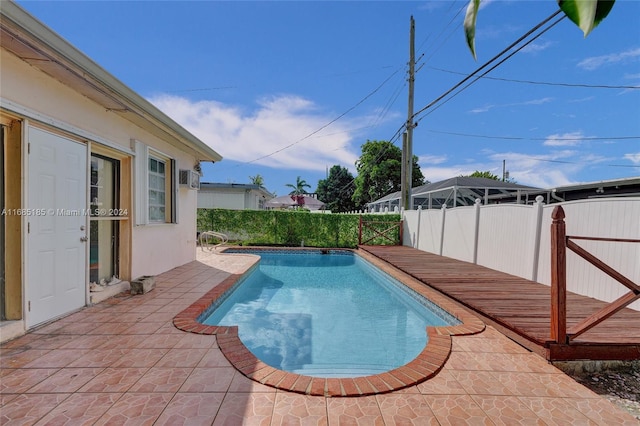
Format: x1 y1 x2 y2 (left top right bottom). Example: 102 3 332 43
289 363 395 378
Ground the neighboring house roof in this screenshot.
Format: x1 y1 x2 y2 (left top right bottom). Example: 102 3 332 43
412 176 538 195
368 175 640 209
548 176 640 194
199 182 275 199
368 177 540 208
0 2 222 162
542 176 640 202
265 194 326 211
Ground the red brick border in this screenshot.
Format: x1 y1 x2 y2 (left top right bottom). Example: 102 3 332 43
173 249 484 396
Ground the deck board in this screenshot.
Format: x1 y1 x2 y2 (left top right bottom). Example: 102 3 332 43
359 245 640 361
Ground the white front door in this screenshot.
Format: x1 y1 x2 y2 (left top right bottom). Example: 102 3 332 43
27 127 87 327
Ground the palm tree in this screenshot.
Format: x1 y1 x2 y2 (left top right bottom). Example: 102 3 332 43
285 176 311 195
249 174 264 187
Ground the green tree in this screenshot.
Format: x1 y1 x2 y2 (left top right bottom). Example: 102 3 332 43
286 176 311 195
249 174 264 187
466 170 500 180
316 165 356 213
352 140 425 209
464 0 615 59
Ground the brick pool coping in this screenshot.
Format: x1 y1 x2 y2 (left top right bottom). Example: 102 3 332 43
173 247 485 397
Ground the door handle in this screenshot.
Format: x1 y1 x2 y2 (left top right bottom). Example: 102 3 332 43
80 236 88 242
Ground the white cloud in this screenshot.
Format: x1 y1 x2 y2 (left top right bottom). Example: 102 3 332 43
417 152 504 183
579 153 609 164
415 149 606 189
521 40 554 54
521 97 553 106
420 166 475 184
469 104 494 114
419 158 502 185
568 96 595 103
469 97 553 113
624 153 640 164
487 151 579 188
418 1 445 12
419 154 448 165
543 132 585 147
477 0 495 10
577 47 640 71
149 94 361 172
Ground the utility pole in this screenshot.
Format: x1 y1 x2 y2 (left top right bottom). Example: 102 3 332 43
401 15 416 211
502 159 510 182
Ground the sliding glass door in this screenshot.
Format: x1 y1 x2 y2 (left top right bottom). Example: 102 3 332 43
0 126 5 320
89 154 120 284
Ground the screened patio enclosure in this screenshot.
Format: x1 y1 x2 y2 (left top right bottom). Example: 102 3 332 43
367 177 541 212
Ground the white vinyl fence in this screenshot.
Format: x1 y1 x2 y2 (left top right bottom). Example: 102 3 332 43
403 197 640 311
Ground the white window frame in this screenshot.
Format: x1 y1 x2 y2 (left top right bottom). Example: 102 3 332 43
132 140 178 225
148 154 168 223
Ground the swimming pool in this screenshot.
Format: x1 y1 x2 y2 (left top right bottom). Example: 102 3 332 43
199 249 460 378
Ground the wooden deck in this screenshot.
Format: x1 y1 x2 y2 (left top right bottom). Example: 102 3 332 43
359 245 640 361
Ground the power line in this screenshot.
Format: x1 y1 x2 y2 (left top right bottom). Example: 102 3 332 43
242 67 403 165
336 9 637 206
360 71 407 133
339 8 462 207
416 2 467 71
332 6 462 205
429 67 640 90
427 129 640 141
330 114 409 203
339 11 568 206
338 10 640 206
413 10 566 124
506 155 640 168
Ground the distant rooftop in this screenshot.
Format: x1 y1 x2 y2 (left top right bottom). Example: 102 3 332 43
541 176 640 202
367 176 640 211
368 177 541 210
199 182 275 198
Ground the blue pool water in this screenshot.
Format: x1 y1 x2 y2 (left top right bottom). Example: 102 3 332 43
201 250 460 377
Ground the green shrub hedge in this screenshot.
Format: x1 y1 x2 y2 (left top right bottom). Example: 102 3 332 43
197 209 402 248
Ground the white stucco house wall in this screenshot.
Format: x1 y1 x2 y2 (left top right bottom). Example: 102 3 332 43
0 2 222 341
197 182 275 210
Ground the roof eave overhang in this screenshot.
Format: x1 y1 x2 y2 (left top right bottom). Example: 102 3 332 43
0 2 222 163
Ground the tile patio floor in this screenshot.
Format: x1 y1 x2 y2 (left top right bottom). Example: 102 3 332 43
1 250 637 425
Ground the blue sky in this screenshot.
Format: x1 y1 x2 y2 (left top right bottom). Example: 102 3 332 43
17 0 640 196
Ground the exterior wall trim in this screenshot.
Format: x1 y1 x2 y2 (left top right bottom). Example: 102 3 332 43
1 97 135 156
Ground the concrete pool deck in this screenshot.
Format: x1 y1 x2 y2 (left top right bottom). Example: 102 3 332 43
1 249 637 425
